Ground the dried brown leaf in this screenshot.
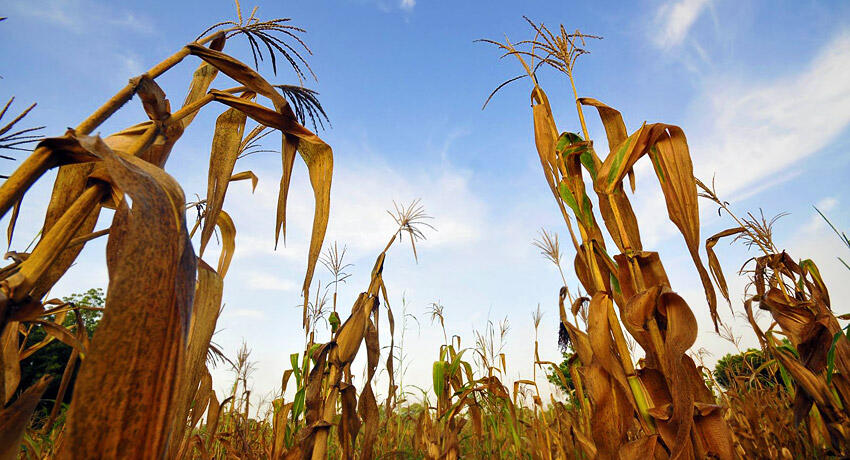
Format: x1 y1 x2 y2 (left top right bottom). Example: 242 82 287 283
0 322 19 405
230 170 259 191
200 103 249 256
56 134 196 459
0 375 50 460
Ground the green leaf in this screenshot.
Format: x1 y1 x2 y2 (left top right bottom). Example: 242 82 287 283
610 272 622 296
448 348 470 380
556 132 583 154
433 361 447 398
306 343 322 368
291 387 306 421
649 145 665 183
800 259 826 292
328 311 340 333
580 148 597 180
826 330 843 385
558 182 594 231
558 183 581 219
607 135 633 185
778 362 794 397
581 193 594 229
290 353 301 384
461 361 474 382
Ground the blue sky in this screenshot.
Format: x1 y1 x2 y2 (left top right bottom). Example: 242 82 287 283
2 0 849 407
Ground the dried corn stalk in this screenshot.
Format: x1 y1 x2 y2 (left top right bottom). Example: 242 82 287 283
0 9 333 457
483 18 733 459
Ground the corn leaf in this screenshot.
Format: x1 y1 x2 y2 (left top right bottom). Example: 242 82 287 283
57 134 196 459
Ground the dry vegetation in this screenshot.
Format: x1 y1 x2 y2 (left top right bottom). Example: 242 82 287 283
0 8 848 460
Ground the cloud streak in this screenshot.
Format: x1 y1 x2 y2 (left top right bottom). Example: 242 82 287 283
692 31 850 199
653 0 712 48
8 0 155 35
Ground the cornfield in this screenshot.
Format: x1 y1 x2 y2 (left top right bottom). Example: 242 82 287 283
1 8 848 460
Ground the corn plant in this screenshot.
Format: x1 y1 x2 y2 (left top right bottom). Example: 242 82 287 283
482 18 734 459
0 4 334 458
699 181 850 455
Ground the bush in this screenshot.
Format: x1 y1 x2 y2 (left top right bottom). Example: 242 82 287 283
713 347 783 390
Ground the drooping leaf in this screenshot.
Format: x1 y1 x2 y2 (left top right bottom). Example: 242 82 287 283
188 44 333 312
200 103 249 256
169 261 223 453
597 123 718 329
705 227 745 306
577 98 643 252
0 322 19 405
179 34 226 129
530 86 583 254
57 134 196 459
358 316 381 460
230 170 259 191
214 209 236 278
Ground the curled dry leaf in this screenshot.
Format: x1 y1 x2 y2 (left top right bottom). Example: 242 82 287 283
200 102 249 256
230 170 259 191
56 134 196 459
189 43 332 313
596 123 718 330
705 227 745 306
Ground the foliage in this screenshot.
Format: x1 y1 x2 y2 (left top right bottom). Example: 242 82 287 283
18 289 104 412
546 351 575 394
712 347 782 390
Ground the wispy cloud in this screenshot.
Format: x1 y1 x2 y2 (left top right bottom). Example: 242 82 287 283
800 197 839 235
691 30 850 199
653 0 713 48
626 30 850 248
246 272 298 292
220 150 484 266
359 0 416 13
9 0 155 35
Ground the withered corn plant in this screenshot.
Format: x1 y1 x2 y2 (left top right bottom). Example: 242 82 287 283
166 202 432 460
482 17 734 459
698 181 850 456
0 4 334 458
240 200 432 460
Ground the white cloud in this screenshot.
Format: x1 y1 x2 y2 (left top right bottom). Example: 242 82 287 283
9 0 155 35
815 197 839 213
245 272 298 292
653 0 712 48
360 0 416 13
798 197 840 238
690 31 850 200
117 54 145 82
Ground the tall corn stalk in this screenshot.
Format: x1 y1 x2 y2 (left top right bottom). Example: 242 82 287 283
0 5 333 458
482 18 734 459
